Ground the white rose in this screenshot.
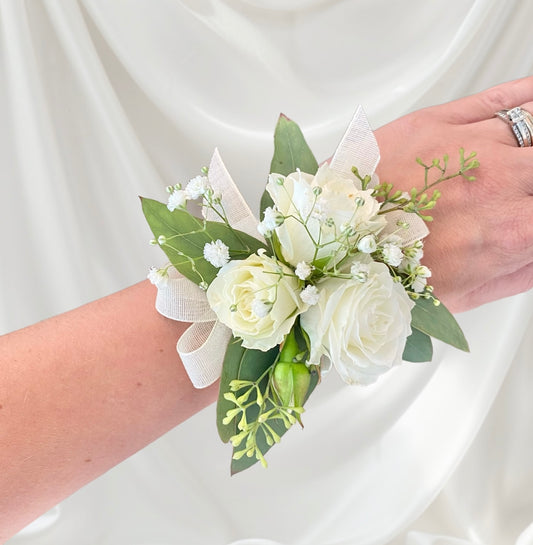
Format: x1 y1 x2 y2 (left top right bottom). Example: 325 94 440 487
206 251 305 351
300 260 414 385
265 164 386 267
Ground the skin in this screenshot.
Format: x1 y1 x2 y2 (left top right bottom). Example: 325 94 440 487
1 77 532 540
374 76 533 311
0 282 218 540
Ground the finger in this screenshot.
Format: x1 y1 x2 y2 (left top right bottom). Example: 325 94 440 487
476 117 519 147
435 76 533 125
512 154 533 195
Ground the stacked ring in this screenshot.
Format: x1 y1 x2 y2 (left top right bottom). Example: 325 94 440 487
495 106 533 147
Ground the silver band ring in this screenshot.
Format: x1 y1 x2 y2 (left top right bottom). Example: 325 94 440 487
517 120 532 146
495 107 533 147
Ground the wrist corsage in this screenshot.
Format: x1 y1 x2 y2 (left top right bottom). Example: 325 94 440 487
142 107 478 474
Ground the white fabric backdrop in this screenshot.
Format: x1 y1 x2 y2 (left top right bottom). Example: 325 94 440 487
2 0 532 543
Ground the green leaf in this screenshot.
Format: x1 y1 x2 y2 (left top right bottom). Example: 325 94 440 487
270 114 319 177
216 340 279 443
403 326 433 362
141 197 266 286
411 297 469 352
259 190 274 220
260 114 319 219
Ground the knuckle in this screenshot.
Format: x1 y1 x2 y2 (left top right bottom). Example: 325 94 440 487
480 85 514 112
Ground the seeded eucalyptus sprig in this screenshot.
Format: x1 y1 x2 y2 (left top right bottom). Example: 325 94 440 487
223 324 316 469
353 149 480 221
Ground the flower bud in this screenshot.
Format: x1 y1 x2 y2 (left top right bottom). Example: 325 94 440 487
415 265 432 278
340 223 356 237
357 235 377 254
273 330 311 407
273 362 311 408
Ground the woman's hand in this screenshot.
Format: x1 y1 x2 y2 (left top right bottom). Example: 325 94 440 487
374 77 533 312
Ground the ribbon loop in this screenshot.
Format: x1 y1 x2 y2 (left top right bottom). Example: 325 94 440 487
156 267 215 323
177 321 233 388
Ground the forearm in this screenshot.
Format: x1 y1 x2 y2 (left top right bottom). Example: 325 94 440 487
0 280 217 540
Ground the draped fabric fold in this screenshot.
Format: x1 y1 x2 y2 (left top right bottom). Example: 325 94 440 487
3 1 533 544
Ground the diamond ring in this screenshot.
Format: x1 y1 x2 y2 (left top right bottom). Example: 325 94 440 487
495 106 533 147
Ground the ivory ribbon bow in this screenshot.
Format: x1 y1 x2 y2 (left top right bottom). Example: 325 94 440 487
154 107 429 388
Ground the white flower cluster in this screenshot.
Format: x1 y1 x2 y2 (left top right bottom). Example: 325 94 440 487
166 174 210 211
201 164 432 385
147 266 169 288
257 206 284 236
203 239 230 268
398 240 432 293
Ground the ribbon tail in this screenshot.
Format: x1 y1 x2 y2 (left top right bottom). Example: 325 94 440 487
205 148 264 240
330 105 380 178
331 106 429 243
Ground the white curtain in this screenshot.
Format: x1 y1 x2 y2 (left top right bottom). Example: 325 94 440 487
2 1 533 544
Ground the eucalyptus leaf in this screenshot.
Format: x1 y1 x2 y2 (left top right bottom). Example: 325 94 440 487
259 190 274 220
411 297 469 352
260 114 319 219
269 114 319 176
141 197 266 286
403 326 433 362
